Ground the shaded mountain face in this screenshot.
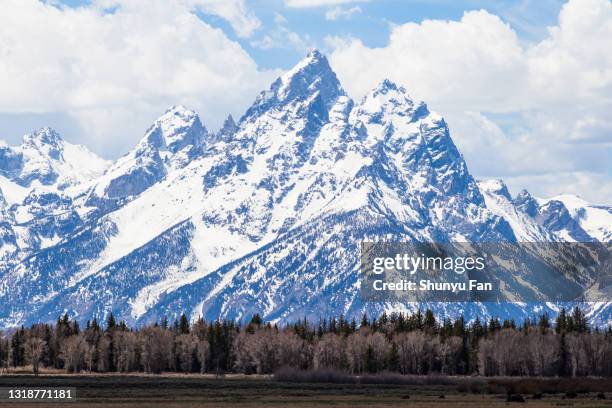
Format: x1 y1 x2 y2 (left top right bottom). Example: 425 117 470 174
0 50 610 329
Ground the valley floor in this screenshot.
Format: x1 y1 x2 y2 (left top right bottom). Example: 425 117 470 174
0 374 611 407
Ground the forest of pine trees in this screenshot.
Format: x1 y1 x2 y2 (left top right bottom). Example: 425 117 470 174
1 308 611 377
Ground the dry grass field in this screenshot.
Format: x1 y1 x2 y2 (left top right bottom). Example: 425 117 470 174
0 374 610 407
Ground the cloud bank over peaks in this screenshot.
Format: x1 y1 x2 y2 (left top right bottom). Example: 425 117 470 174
0 0 278 157
326 0 612 203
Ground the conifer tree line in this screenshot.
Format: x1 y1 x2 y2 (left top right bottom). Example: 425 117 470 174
1 307 611 377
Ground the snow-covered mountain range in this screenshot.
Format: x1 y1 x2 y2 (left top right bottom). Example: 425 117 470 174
0 50 610 329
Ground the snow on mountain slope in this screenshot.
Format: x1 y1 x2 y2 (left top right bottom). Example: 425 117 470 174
0 50 610 329
479 180 542 241
349 80 501 242
0 188 18 262
478 180 567 242
479 181 602 243
33 51 357 322
536 199 594 242
25 53 520 326
0 129 109 261
0 128 109 194
87 105 208 210
0 176 30 207
547 195 612 243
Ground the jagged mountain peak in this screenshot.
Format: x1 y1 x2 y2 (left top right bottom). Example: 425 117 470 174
242 50 344 122
513 189 539 217
516 188 533 199
140 105 207 154
216 114 238 141
306 48 324 60
537 199 594 242
23 127 63 146
478 179 512 200
2 50 612 330
89 106 209 204
159 104 198 124
0 127 109 192
285 48 331 77
22 127 64 159
276 49 343 102
374 78 405 93
356 79 428 125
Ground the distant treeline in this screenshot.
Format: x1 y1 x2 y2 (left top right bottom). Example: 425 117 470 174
1 308 611 377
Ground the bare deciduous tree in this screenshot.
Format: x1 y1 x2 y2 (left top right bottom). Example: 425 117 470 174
314 333 345 370
365 332 388 373
60 334 87 373
233 331 254 374
345 332 367 374
196 338 210 373
278 331 310 370
115 331 138 373
249 329 281 374
440 336 463 375
176 333 198 373
139 326 173 374
2 308 610 378
25 336 46 375
395 331 432 374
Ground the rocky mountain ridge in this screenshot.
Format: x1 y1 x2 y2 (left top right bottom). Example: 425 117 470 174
0 50 610 329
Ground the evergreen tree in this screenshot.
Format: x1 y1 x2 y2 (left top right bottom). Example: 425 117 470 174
538 313 551 334
472 317 485 339
106 312 116 332
360 313 369 328
453 315 466 337
555 308 567 334
424 309 436 333
379 311 389 326
179 313 190 334
440 318 453 339
488 317 501 333
10 328 26 367
558 333 568 376
571 307 587 333
413 309 424 330
250 314 262 326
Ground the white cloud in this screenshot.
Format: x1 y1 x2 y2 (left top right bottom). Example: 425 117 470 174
569 115 612 144
505 172 612 205
327 10 527 110
192 0 261 38
251 12 314 51
325 6 362 21
273 12 289 25
285 0 367 8
445 110 611 203
0 0 277 157
327 0 612 203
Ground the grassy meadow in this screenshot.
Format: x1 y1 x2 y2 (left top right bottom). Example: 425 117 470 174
0 373 611 407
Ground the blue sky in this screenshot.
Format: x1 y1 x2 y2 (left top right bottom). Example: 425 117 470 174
229 0 566 69
52 0 567 71
0 0 610 202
